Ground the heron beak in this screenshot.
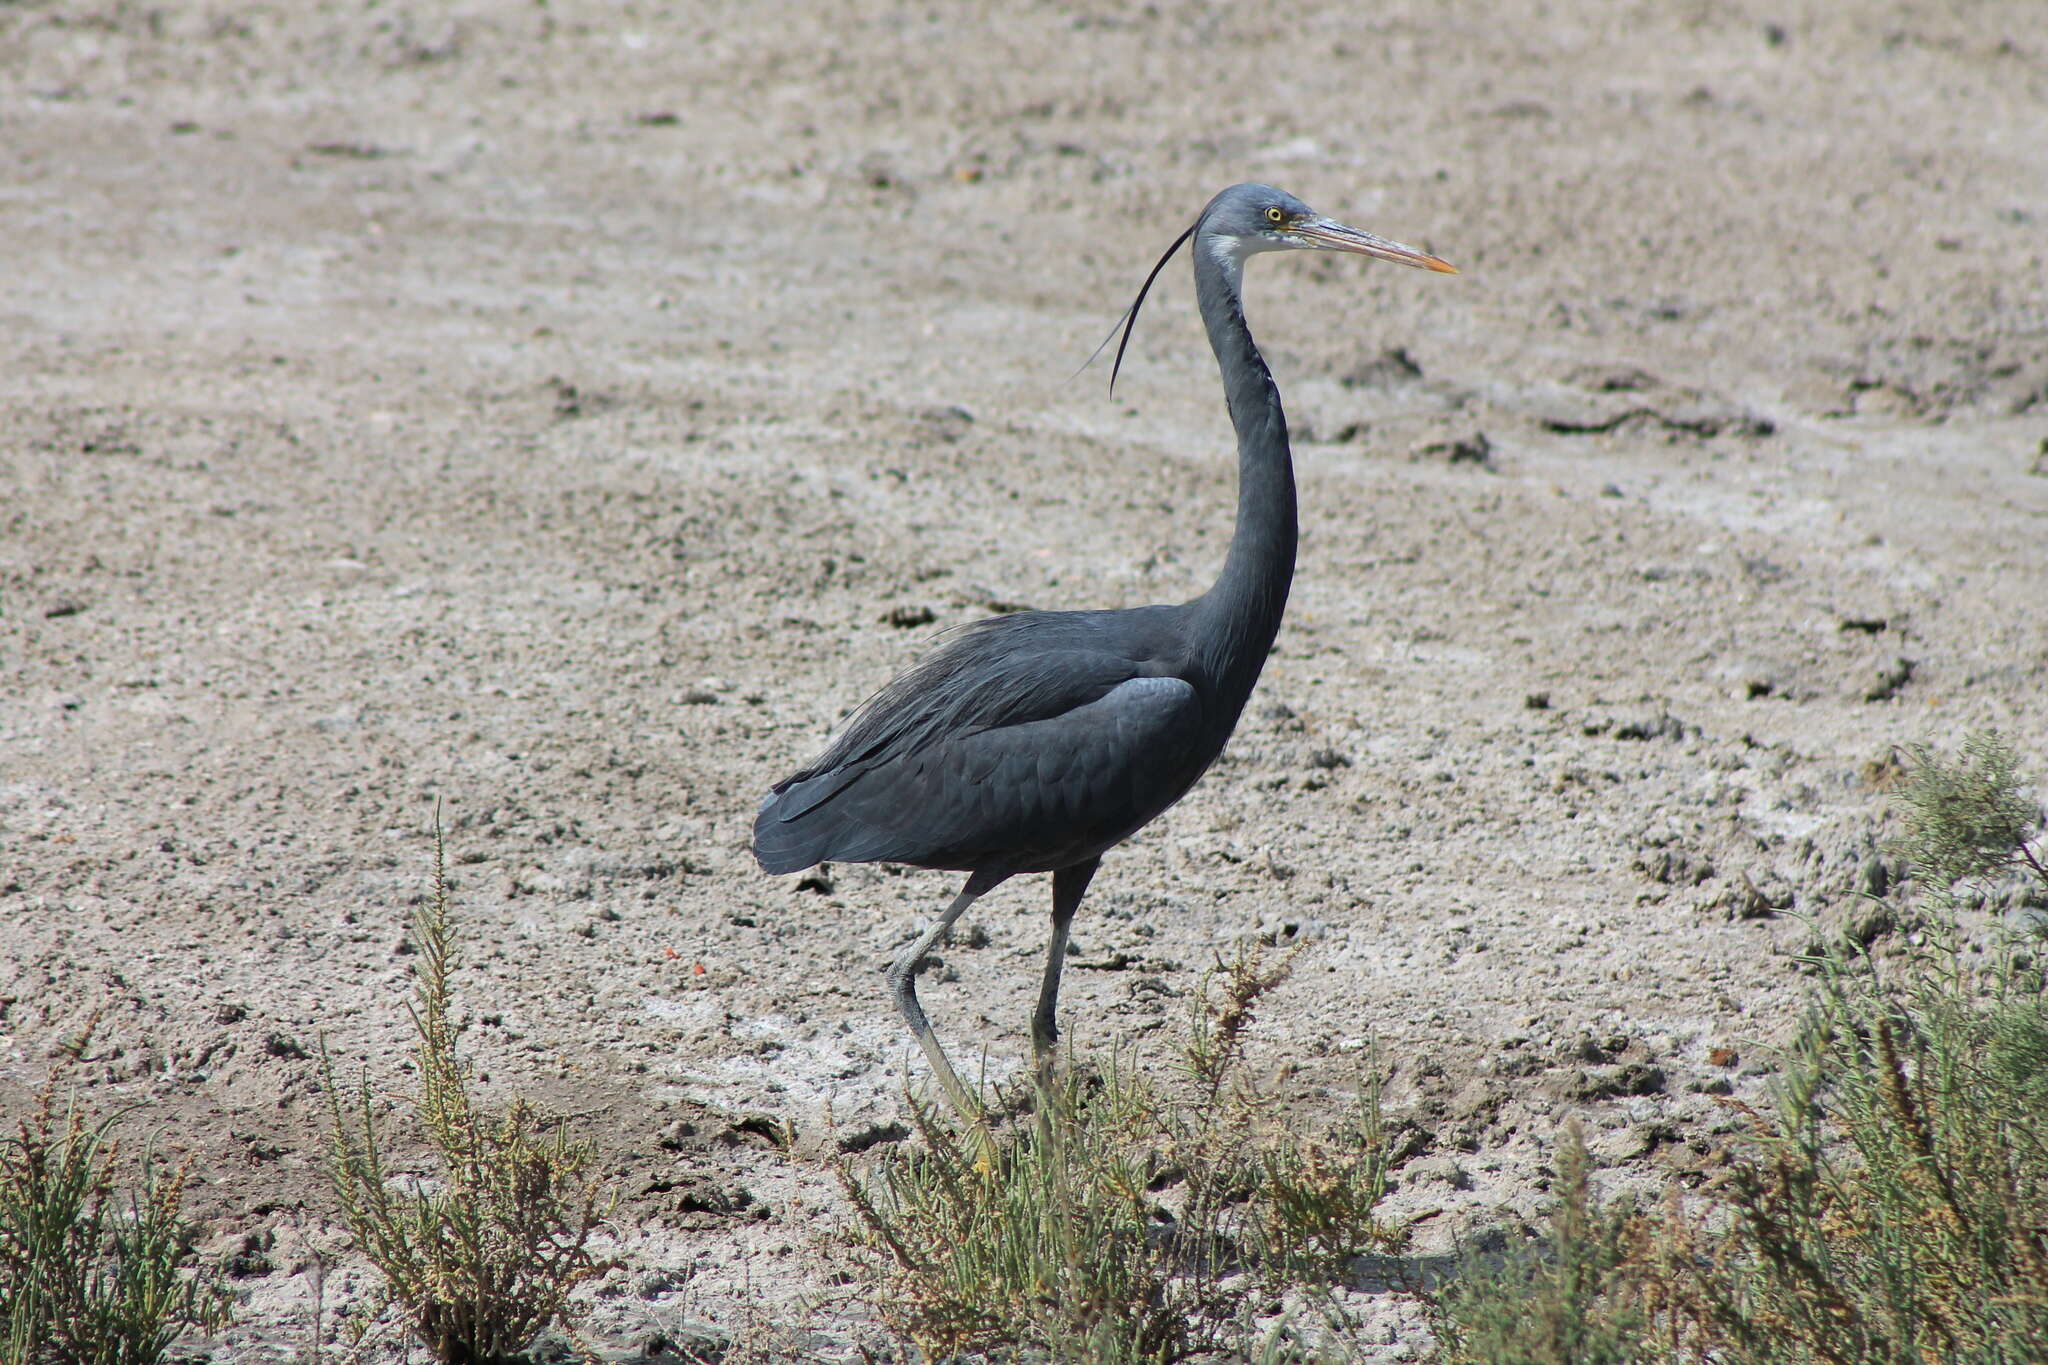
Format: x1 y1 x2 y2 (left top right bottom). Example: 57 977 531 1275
1292 217 1458 274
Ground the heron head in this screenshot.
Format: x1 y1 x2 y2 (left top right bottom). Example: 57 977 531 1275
1200 183 1458 273
1094 183 1456 396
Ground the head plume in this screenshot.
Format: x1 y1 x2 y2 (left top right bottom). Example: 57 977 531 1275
1076 215 1197 398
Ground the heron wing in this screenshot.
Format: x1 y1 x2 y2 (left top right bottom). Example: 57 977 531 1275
899 673 1205 866
768 611 1180 796
755 674 1203 872
811 616 1174 770
753 621 1204 873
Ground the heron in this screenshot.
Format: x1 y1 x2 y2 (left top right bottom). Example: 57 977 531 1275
753 183 1456 1117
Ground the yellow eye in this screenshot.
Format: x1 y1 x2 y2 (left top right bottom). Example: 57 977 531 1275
1265 207 1286 224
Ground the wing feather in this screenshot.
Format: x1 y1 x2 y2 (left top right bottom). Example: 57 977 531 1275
753 619 1206 875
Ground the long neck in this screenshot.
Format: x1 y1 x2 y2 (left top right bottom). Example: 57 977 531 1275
1189 237 1296 708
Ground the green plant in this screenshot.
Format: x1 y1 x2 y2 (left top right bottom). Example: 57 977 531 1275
1180 948 1398 1279
840 946 1403 1364
844 1057 1197 1362
1699 980 2048 1362
1892 731 2040 891
1430 1124 1645 1365
0 1062 231 1365
1430 731 2048 1365
324 826 614 1364
1247 1083 1397 1279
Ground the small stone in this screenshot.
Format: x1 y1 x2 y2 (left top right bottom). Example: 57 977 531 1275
884 603 936 628
1862 656 1916 702
262 1032 308 1059
915 405 975 441
1383 1119 1434 1165
1566 363 1660 392
1413 432 1495 469
1612 712 1685 741
1616 1062 1666 1095
1564 1031 1612 1064
227 1232 274 1278
1637 846 1715 886
1848 901 1894 945
633 1267 689 1299
1721 872 1791 920
1262 702 1306 731
1556 1061 1665 1100
837 1120 910 1154
1340 347 1424 388
1405 1155 1471 1189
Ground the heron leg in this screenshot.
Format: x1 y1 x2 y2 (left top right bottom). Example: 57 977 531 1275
889 868 1007 1119
1031 858 1100 1066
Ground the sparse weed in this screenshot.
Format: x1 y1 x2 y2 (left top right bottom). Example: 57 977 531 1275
0 1050 231 1365
1430 730 2048 1365
1247 1113 1396 1280
839 945 1403 1363
1184 943 1298 1102
323 824 614 1364
1182 951 1398 1280
1893 730 2040 891
1429 1124 1644 1365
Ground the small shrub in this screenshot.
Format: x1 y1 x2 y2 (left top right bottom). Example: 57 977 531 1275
1430 1124 1644 1365
1892 731 2038 890
1181 950 1398 1280
1699 975 2048 1362
1431 731 2048 1365
840 946 1403 1364
0 1056 231 1365
324 827 613 1363
843 1058 1198 1362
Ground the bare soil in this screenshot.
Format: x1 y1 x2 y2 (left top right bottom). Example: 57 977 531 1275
3 1 2045 1358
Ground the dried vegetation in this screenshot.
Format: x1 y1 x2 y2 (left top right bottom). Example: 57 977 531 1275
839 946 1403 1363
1432 732 2048 1365
323 827 615 1364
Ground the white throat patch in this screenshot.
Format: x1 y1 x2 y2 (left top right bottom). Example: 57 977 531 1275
1205 232 1249 290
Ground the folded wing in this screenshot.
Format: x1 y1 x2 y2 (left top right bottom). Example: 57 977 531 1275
753 613 1203 873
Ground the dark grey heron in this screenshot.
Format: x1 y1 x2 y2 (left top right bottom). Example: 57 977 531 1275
753 183 1455 1115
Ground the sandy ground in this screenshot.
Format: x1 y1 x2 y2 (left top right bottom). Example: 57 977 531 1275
4 0 2046 1358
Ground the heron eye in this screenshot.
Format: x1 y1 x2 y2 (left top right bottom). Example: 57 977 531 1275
1265 207 1286 224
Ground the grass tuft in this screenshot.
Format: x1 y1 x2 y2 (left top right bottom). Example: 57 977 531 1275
1429 1123 1643 1365
1892 731 2038 890
323 820 615 1364
0 1042 231 1365
840 945 1403 1363
1430 730 2048 1365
